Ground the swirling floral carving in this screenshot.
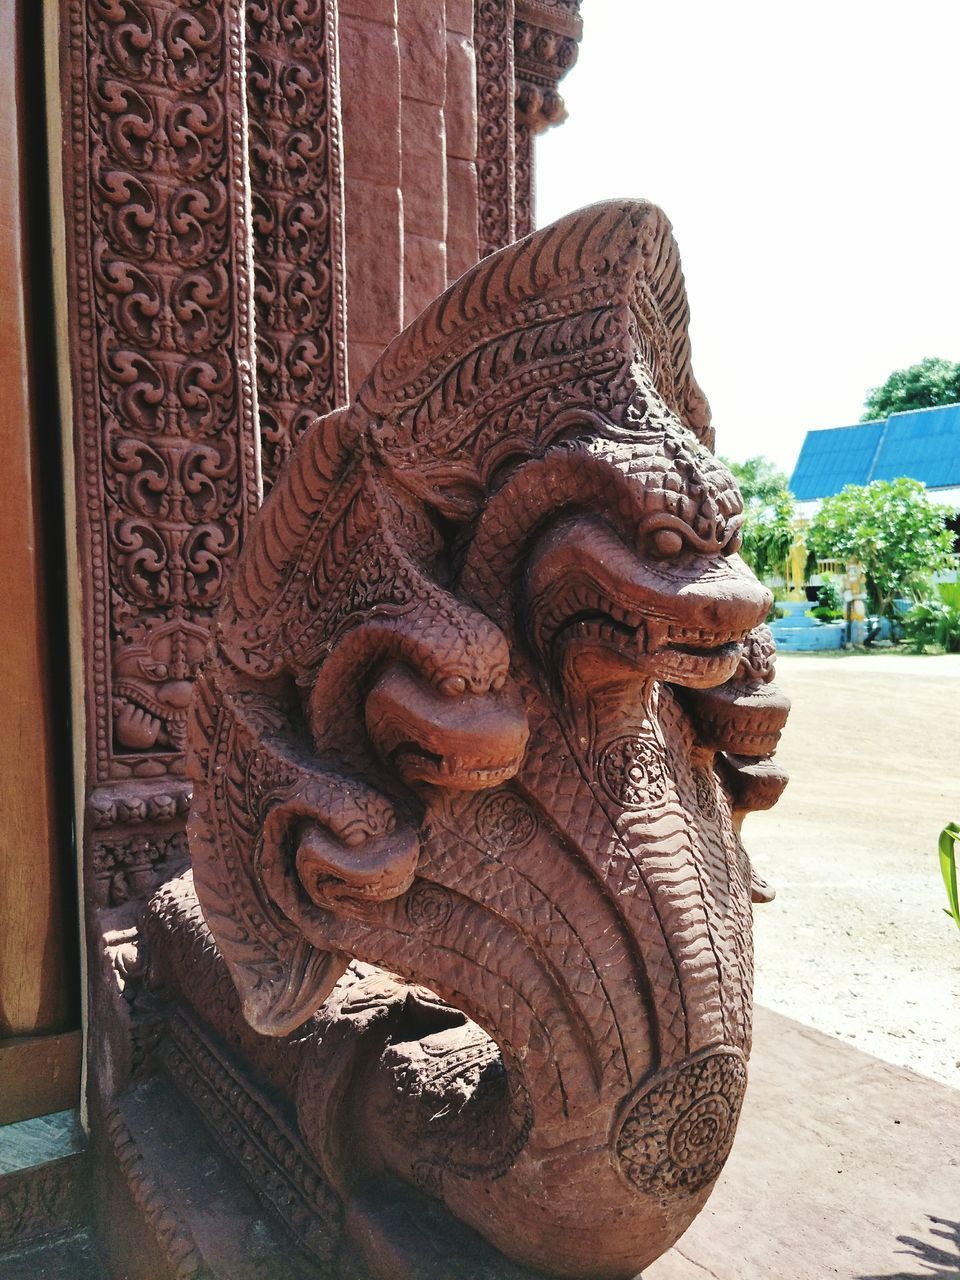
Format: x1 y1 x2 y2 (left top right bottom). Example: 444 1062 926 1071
245 0 347 490
475 0 516 256
62 0 259 780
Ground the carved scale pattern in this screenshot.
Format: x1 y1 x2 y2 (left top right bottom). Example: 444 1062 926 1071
61 0 261 782
184 202 787 1276
246 0 348 491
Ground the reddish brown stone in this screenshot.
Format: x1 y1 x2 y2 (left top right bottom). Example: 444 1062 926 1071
445 0 474 36
402 232 447 323
401 98 447 239
339 14 402 187
398 0 447 105
343 178 403 347
348 340 392 392
188 201 787 1279
246 2 348 489
446 156 480 280
444 30 478 160
339 0 397 23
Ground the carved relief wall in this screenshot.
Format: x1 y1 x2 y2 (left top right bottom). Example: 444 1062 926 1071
57 0 262 909
475 0 516 255
246 0 348 490
475 0 582 253
51 4 584 1260
57 0 354 905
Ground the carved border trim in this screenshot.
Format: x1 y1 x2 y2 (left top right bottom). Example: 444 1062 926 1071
160 1012 342 1265
103 1105 209 1280
475 0 516 256
59 0 261 785
246 0 348 490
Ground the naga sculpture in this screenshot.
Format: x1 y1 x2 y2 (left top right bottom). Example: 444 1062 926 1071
185 200 790 1278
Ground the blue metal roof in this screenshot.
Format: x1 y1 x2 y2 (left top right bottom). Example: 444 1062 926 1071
790 421 885 500
790 402 960 499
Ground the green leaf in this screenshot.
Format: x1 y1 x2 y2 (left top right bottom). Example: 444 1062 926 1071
939 823 960 931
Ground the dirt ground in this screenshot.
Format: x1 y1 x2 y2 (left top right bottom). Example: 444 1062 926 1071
745 652 960 1088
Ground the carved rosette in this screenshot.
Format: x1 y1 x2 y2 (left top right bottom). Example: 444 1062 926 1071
246 0 348 491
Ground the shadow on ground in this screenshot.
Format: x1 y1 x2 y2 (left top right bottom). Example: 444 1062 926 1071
860 1217 960 1279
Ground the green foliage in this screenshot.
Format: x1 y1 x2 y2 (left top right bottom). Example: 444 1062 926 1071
722 455 790 506
816 578 843 614
808 478 954 623
861 357 960 421
903 583 960 653
808 577 843 621
721 455 795 579
939 824 960 933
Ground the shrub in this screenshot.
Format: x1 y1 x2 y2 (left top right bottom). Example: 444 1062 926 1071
903 584 960 653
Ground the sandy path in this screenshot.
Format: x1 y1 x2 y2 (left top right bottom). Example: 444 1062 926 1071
744 652 960 1087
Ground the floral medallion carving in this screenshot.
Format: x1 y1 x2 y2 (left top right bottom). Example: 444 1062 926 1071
615 1049 747 1200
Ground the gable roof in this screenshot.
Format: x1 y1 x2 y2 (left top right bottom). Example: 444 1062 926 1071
790 402 960 500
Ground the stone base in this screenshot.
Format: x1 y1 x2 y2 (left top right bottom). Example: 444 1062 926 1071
648 1008 960 1279
88 879 960 1280
0 1110 89 1254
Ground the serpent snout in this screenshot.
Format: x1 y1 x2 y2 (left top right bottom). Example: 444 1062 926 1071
365 664 529 791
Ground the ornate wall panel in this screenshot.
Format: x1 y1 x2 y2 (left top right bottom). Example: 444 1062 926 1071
474 0 516 255
513 121 532 238
58 0 261 881
513 0 582 238
246 0 348 491
475 0 582 254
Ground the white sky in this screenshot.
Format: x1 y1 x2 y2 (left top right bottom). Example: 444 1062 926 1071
536 0 960 475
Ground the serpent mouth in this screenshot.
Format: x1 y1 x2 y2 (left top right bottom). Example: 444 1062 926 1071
365 665 530 792
526 517 770 690
555 611 747 688
388 742 522 790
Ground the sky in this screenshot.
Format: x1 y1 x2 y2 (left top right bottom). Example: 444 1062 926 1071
536 0 960 475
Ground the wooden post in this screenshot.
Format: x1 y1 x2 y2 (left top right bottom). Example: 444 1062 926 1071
0 0 80 1119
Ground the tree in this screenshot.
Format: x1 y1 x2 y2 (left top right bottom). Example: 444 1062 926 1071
723 455 789 506
807 477 954 623
722 455 796 579
861 357 960 421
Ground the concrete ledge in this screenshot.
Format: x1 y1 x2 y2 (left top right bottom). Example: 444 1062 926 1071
647 1007 960 1279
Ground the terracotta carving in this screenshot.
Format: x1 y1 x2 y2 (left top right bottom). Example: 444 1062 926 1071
475 0 517 256
186 200 788 1277
476 0 583 254
513 0 583 236
58 0 351 914
246 0 348 490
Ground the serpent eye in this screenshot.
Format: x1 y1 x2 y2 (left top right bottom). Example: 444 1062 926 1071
438 675 467 697
651 528 684 558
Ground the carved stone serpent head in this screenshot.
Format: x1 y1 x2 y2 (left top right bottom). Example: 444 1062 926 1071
187 201 788 1277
